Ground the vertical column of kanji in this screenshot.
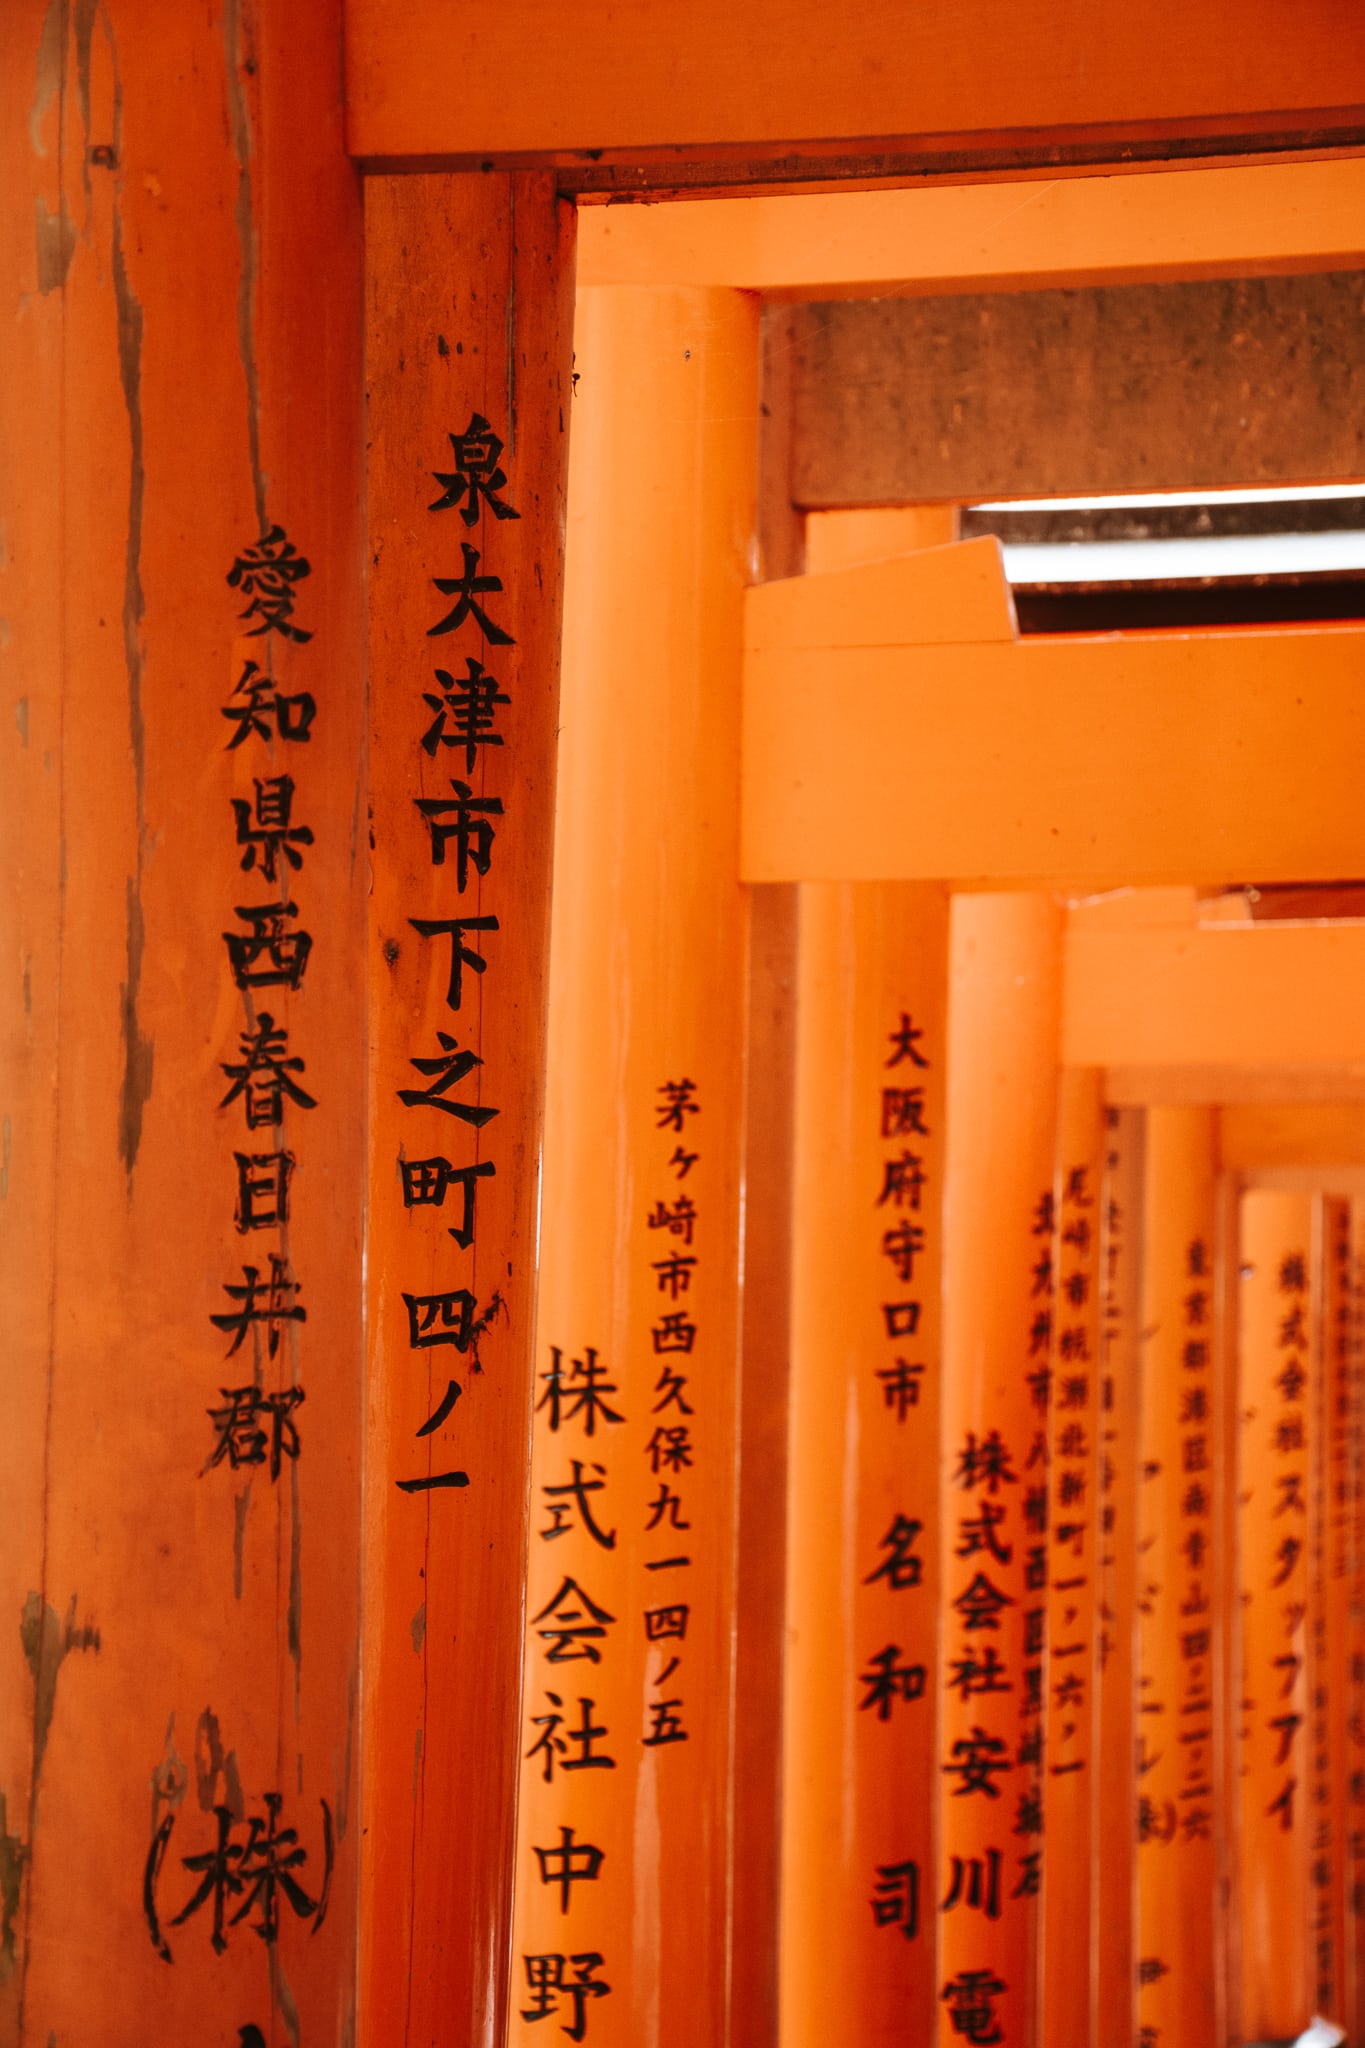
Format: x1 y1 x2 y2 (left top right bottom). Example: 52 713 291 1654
939 895 1063 2048
1132 1109 1219 2048
1215 1158 1244 2048
1348 1202 1365 2048
2 2 365 2040
1316 1196 1352 2026
1038 1069 1105 2048
1093 1106 1144 2048
1237 1188 1315 2042
360 173 575 2048
506 286 755 2048
779 884 947 2047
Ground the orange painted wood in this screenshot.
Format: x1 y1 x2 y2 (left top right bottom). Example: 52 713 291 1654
939 895 1062 2048
1215 1167 1244 2048
342 0 1365 161
577 160 1365 296
1093 1106 1144 2048
2 3 365 2042
507 285 757 2048
1314 1197 1352 2023
1348 1204 1365 2048
1039 1069 1105 2048
2 0 366 2039
781 882 948 2048
0 0 63 2020
1134 1109 1221 2048
730 881 798 2048
1066 925 1365 1070
360 171 575 2048
743 589 1365 888
1237 1189 1316 2042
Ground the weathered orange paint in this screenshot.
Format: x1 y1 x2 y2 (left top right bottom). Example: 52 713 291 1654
360 171 575 2048
2 3 365 2042
744 559 1365 889
508 284 756 2048
342 0 1365 163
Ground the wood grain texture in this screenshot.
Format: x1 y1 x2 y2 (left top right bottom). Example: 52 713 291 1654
359 170 575 2048
0 1 366 2040
342 0 1365 162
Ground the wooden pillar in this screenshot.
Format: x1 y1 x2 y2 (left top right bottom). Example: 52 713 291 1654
1 2 364 2041
1094 1105 1144 2048
939 894 1062 2048
1237 1187 1316 2043
360 173 575 2047
1039 1068 1106 2048
1134 1108 1221 2048
780 882 948 2048
1315 1196 1352 2024
1349 1203 1365 2048
508 285 757 2048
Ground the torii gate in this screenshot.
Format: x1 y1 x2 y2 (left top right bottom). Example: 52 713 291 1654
5 4 1365 2046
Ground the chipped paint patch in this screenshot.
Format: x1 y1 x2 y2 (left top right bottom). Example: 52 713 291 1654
1 1117 10 1199
223 0 266 531
21 1593 100 1792
13 697 27 744
34 196 75 293
149 1714 189 1841
0 1793 25 1984
271 1952 302 2048
410 1601 426 1654
112 93 155 1180
29 0 65 155
193 1708 244 1820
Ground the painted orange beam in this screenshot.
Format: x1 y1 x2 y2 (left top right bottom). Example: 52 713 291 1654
744 557 1365 888
578 159 1365 296
1064 927 1365 1068
342 0 1365 161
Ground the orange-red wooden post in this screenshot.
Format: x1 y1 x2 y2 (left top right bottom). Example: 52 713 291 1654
1094 1104 1144 2048
781 882 948 2048
1349 1202 1365 2048
508 284 757 2048
1237 1187 1316 2042
1315 1195 1352 2024
2 3 364 2040
1134 1107 1221 2048
360 172 575 2048
939 894 1062 2048
1040 1068 1105 2048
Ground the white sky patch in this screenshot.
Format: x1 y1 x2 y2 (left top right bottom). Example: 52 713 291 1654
1002 529 1365 584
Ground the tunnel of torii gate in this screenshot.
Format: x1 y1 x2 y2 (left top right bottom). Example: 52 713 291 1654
8 3 1365 2046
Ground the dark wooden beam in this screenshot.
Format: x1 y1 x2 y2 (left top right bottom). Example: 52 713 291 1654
789 271 1365 505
